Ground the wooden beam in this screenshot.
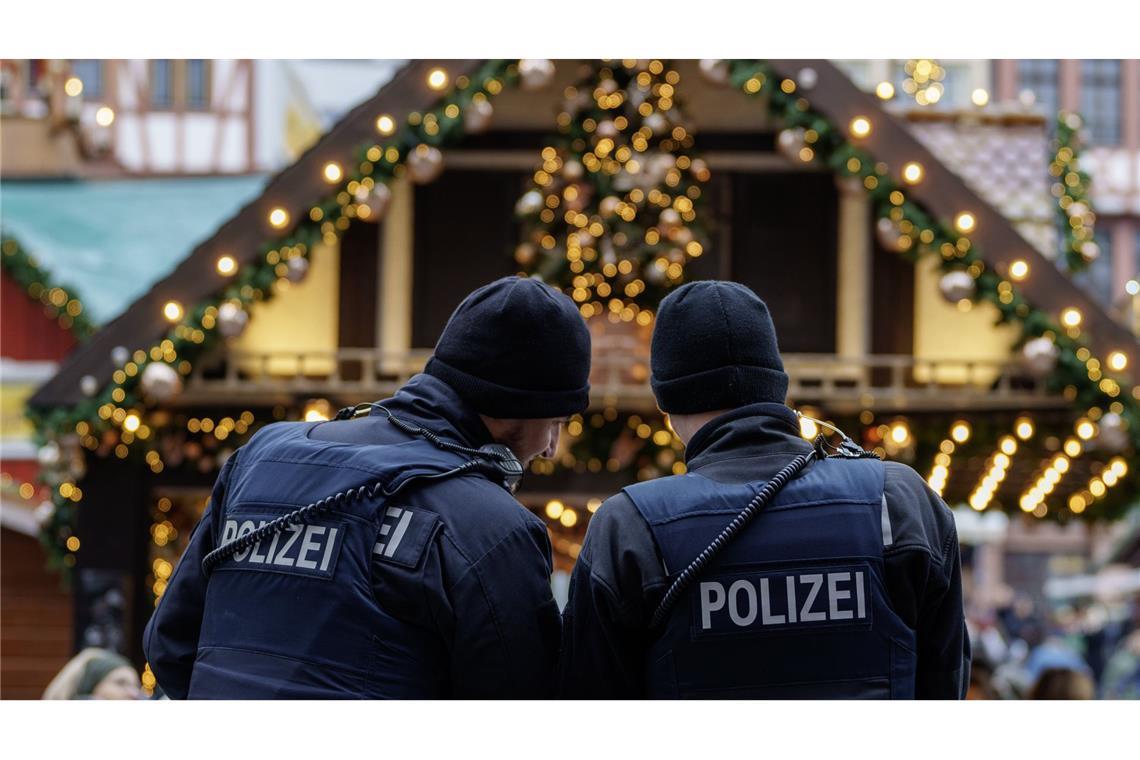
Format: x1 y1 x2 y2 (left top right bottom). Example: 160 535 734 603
767 59 1139 375
31 60 485 407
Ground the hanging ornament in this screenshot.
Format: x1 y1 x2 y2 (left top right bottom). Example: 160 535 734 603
519 59 556 90
515 189 545 216
1022 336 1059 378
365 182 393 220
563 160 584 181
514 243 537 267
599 196 621 218
463 99 494 133
285 256 309 283
80 374 99 397
1096 413 1128 453
644 112 668 135
140 362 182 403
698 60 730 86
407 145 443 184
876 217 904 252
939 270 976 303
1079 240 1100 263
216 301 249 338
776 128 806 163
111 345 129 367
596 120 619 139
38 441 61 468
797 67 818 91
659 208 681 229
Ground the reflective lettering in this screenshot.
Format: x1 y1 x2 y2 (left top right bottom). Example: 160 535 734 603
320 528 339 571
786 575 798 623
221 520 238 544
855 571 866 619
274 524 302 566
700 582 725 630
233 521 256 561
296 525 325 569
799 574 826 622
728 580 757 626
759 577 785 625
248 521 269 564
828 572 853 620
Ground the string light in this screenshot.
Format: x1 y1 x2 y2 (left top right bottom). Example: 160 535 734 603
268 208 290 229
95 107 115 126
1061 308 1082 329
545 500 565 519
902 162 924 184
968 436 1017 511
322 162 343 183
427 68 449 91
1075 418 1096 441
1107 352 1128 372
954 212 976 234
849 116 872 139
215 255 237 276
950 420 972 444
376 114 396 135
123 413 141 433
971 88 990 107
64 77 83 97
1009 259 1029 281
1014 417 1035 441
875 81 895 100
163 300 183 322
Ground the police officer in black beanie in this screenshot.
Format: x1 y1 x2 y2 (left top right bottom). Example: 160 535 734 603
146 276 590 698
558 280 969 699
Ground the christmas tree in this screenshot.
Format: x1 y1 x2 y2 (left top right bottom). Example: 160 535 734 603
514 59 711 325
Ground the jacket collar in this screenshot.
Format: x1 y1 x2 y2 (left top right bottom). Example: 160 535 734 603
684 402 813 470
375 373 495 449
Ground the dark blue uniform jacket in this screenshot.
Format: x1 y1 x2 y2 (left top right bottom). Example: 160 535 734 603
143 374 560 698
558 403 971 699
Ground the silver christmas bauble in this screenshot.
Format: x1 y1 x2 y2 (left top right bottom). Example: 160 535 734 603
698 59 730 86
1022 336 1059 378
776 128 806 162
111 345 130 366
463 99 494 134
1079 241 1100 262
515 189 545 216
939 270 976 303
563 160 584 181
367 183 393 219
1097 413 1128 453
407 145 443 184
876 217 902 252
80 374 99 397
140 361 182 403
216 301 249 338
596 120 619 139
38 441 61 468
599 196 620 217
797 67 818 90
518 59 555 90
659 208 681 228
644 112 668 135
286 256 309 283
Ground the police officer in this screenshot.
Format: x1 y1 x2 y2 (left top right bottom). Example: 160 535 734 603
144 276 591 698
559 280 970 699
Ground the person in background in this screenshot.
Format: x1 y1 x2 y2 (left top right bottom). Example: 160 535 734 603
1028 667 1095 700
42 648 142 700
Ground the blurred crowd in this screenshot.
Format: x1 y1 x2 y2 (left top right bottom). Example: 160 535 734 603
967 596 1140 699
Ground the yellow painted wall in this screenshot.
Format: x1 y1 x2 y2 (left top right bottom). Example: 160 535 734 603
235 242 340 376
913 257 1019 384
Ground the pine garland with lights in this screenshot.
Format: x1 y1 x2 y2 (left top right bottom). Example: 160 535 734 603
25 59 1140 574
1051 111 1099 272
515 59 710 318
1 233 97 339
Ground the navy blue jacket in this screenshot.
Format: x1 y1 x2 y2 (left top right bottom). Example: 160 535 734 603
143 374 560 698
558 403 970 699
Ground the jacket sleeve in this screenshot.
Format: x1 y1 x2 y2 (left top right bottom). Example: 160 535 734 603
558 494 666 698
882 464 971 699
142 453 237 699
445 519 561 698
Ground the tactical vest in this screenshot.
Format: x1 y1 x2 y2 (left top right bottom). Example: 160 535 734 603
188 421 463 699
623 456 917 699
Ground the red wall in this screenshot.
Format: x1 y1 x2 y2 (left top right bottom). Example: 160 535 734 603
1 270 77 362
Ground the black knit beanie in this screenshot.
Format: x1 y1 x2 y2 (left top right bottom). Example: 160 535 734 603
424 276 592 418
650 280 789 414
